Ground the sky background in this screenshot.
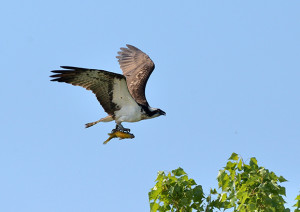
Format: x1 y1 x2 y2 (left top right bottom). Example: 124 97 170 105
1 1 300 211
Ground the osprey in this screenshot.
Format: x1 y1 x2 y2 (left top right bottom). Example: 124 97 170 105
50 44 166 133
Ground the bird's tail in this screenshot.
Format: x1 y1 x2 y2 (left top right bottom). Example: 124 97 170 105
85 115 113 128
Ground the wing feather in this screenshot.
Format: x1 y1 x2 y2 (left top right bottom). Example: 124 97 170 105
50 66 132 115
116 44 155 106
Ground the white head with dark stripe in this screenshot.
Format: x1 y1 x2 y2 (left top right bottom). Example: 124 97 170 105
140 105 166 119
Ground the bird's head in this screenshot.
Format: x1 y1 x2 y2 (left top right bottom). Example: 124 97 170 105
149 107 166 117
157 108 166 116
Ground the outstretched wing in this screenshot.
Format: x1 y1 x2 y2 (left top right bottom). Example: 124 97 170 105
50 66 137 116
116 44 155 106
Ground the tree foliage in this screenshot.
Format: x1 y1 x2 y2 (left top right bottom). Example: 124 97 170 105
149 153 299 212
294 194 300 212
148 167 205 211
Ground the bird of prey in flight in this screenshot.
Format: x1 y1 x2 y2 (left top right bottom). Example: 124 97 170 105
50 44 166 134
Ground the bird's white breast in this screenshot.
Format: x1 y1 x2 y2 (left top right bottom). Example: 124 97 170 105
112 78 142 123
114 104 142 122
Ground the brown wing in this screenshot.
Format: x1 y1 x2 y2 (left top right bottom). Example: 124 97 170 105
116 44 155 106
50 66 128 115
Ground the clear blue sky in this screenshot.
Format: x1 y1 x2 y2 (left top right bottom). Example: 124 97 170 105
1 1 299 211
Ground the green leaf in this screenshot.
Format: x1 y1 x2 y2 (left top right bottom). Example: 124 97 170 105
217 170 225 180
225 161 237 170
237 159 243 171
188 178 196 186
249 203 256 211
155 171 165 181
249 157 258 168
164 205 171 210
172 167 186 176
279 186 286 196
219 193 227 202
181 197 190 205
294 200 300 208
191 203 199 210
237 193 249 210
229 152 239 161
210 188 217 194
193 185 204 200
220 173 230 191
168 187 174 196
278 176 287 183
296 195 300 200
149 189 159 201
223 201 232 210
186 190 193 199
149 183 163 201
179 175 189 183
150 202 160 212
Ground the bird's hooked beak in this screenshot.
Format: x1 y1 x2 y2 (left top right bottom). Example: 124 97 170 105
160 110 166 116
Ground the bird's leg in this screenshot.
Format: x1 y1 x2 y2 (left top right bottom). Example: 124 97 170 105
111 125 119 133
117 123 130 133
111 123 130 133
